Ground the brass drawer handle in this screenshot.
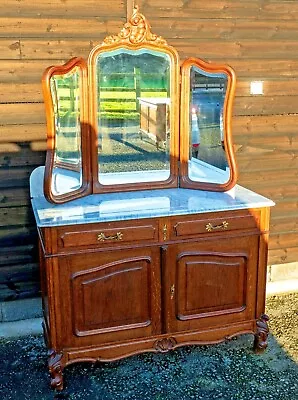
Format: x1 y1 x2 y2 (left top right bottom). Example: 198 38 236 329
205 221 229 232
97 232 123 241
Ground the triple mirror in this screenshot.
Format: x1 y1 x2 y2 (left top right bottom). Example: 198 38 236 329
42 7 237 203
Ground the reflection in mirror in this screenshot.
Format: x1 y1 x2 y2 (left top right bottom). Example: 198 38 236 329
50 68 83 195
96 49 171 185
189 66 230 185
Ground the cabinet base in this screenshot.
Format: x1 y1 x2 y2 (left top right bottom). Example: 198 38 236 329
45 319 268 390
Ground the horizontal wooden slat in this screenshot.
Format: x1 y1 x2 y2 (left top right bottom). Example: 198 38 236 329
0 207 35 227
0 82 42 103
0 244 36 265
269 247 298 266
271 199 298 215
0 38 293 61
229 59 298 79
0 262 40 301
0 17 123 39
138 0 298 20
0 0 125 18
30 141 47 152
0 166 37 188
233 114 298 135
0 281 40 301
0 103 45 125
0 39 21 59
150 18 298 41
243 182 298 202
0 263 39 282
0 226 37 244
269 232 298 251
172 40 298 60
0 188 31 207
235 133 298 151
237 154 298 175
240 168 298 186
0 60 65 82
0 124 46 144
235 80 298 97
269 215 298 235
234 95 298 116
20 39 93 60
0 143 21 153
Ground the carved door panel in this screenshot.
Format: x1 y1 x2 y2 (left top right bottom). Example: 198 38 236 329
164 235 259 333
54 247 161 348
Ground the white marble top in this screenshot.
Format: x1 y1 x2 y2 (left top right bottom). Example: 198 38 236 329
30 167 275 228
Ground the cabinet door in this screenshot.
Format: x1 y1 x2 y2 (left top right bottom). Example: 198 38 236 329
54 247 161 348
165 235 259 333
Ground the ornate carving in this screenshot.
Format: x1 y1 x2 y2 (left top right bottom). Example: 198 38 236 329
102 6 167 46
254 314 269 352
48 349 64 390
154 337 177 353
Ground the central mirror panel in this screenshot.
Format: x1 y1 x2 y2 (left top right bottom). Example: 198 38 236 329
94 49 171 186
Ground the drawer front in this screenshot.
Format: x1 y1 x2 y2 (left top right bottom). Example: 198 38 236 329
171 210 260 239
57 220 158 250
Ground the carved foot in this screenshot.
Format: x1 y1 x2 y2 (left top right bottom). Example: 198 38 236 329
254 314 269 353
48 349 64 391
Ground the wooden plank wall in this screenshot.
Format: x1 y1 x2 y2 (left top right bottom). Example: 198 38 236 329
0 0 297 301
0 0 126 301
136 0 298 266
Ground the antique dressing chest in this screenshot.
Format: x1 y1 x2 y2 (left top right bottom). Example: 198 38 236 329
30 7 274 390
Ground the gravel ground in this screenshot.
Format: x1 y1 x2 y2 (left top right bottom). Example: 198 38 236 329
0 293 297 400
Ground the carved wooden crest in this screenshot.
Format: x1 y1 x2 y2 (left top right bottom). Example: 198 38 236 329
102 6 167 46
154 337 177 353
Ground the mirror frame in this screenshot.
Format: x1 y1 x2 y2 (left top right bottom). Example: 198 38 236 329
42 7 238 204
179 57 238 192
88 9 179 194
42 57 92 203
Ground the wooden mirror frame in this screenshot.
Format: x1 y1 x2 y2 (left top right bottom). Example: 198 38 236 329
88 8 179 194
42 7 238 203
179 57 238 192
42 57 92 203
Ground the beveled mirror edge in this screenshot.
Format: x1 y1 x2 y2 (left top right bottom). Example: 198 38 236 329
42 57 92 204
88 6 180 194
88 43 180 194
179 57 238 192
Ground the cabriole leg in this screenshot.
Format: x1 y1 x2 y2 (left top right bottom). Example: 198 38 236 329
48 349 64 391
253 314 269 353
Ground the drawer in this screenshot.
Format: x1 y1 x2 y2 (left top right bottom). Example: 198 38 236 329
57 220 158 250
171 210 260 239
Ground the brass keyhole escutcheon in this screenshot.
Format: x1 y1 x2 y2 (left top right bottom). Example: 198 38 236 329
163 224 167 241
170 284 175 299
